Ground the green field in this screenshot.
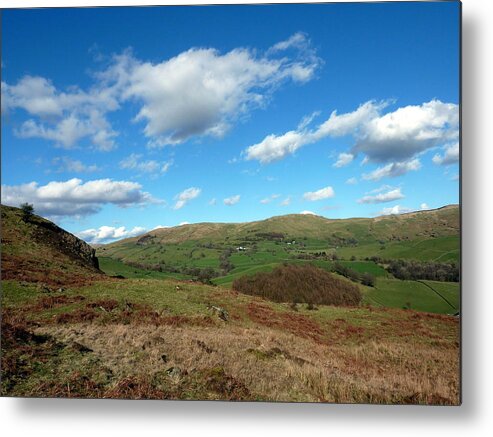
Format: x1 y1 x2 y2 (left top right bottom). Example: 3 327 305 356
336 235 460 262
98 257 190 280
364 278 459 314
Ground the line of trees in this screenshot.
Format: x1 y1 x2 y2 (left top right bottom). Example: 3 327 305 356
332 262 376 287
385 259 459 282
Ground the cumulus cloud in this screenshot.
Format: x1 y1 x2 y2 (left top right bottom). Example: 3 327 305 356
362 158 421 181
432 142 459 166
303 186 335 201
3 75 119 151
1 178 155 218
378 205 412 216
224 194 241 206
103 35 319 147
173 187 201 210
244 99 458 166
244 101 383 164
119 153 172 175
352 100 458 162
300 210 317 215
3 34 319 150
358 188 404 204
77 225 146 244
51 156 100 173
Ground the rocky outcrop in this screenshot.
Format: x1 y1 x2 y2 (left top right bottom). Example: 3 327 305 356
34 217 100 270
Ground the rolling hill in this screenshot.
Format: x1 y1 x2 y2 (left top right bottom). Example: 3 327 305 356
105 204 459 246
96 205 460 285
1 203 460 403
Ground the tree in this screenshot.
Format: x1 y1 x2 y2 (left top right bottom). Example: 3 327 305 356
361 272 376 287
20 203 34 222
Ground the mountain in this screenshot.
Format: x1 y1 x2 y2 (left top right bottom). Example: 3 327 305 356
1 205 103 287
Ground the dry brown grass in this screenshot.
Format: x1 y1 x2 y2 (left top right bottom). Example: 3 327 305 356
37 320 459 404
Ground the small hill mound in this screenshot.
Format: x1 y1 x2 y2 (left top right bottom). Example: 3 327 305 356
232 264 362 306
1 205 103 287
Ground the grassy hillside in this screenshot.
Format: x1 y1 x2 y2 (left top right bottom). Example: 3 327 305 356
2 277 459 403
97 205 459 281
1 205 103 287
1 204 460 403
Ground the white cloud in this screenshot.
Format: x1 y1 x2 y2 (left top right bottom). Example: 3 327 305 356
3 75 119 151
333 152 354 168
178 221 190 226
260 194 280 204
173 187 201 210
152 224 170 230
358 188 404 204
107 36 319 147
224 194 241 206
300 210 317 215
420 203 430 210
345 177 358 185
432 142 459 166
51 156 100 173
243 130 307 164
378 205 412 216
244 101 383 164
1 178 155 218
3 34 319 151
280 196 291 206
119 153 172 175
353 100 459 162
303 186 335 201
77 225 146 244
244 99 458 165
362 158 421 181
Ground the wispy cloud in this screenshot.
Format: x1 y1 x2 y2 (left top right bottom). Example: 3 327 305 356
119 153 172 175
303 186 335 201
358 188 404 204
173 187 201 210
224 194 241 206
362 158 421 181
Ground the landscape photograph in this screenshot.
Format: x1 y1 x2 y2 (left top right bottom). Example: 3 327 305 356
1 2 460 404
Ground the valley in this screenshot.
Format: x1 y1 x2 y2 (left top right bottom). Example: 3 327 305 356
1 204 460 403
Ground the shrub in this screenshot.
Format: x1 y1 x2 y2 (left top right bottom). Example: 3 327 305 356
20 203 34 222
232 264 361 306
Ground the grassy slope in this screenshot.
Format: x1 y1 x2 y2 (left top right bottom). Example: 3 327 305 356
96 206 459 291
1 278 460 404
1 204 460 403
364 279 458 314
1 205 103 286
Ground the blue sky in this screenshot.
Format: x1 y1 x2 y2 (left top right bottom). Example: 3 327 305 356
1 2 460 244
